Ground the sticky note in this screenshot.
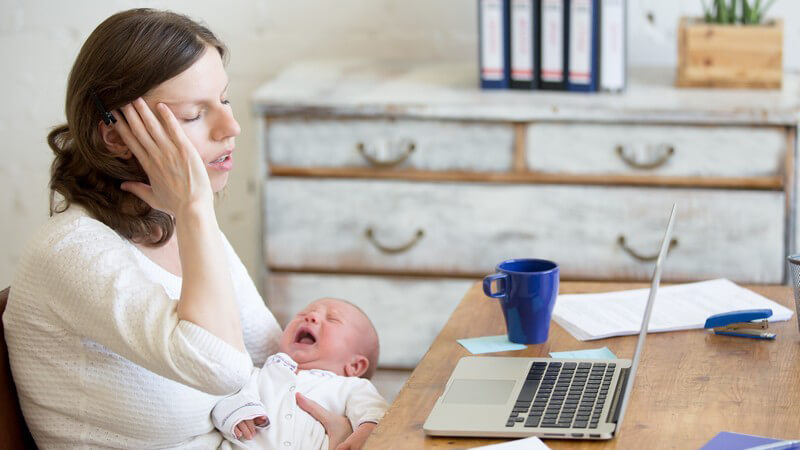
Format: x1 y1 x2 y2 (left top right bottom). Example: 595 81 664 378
549 346 617 359
457 335 527 354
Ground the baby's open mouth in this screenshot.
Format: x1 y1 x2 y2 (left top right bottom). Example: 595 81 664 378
295 327 316 345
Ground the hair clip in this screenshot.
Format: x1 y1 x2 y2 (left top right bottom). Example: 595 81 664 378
90 89 117 126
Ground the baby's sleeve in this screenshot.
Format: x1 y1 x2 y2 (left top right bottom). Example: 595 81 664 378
39 217 253 395
344 378 390 430
212 369 270 441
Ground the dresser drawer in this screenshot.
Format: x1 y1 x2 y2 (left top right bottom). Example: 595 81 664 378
265 178 784 283
266 118 514 171
526 123 786 178
264 272 472 368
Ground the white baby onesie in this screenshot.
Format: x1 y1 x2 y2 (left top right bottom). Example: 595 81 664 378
213 353 388 450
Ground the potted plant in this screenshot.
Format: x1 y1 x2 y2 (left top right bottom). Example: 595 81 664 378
677 0 782 88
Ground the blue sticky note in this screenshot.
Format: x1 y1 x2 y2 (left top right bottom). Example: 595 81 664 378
549 347 617 360
457 335 527 354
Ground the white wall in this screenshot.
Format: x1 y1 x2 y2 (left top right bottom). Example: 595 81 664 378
2 0 799 288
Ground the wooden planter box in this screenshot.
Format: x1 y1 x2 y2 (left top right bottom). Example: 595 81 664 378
676 17 782 89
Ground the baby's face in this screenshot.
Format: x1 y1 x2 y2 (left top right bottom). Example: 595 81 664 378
279 298 367 376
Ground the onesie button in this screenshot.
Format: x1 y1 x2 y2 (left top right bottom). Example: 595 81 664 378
289 385 295 392
283 441 291 446
285 413 292 420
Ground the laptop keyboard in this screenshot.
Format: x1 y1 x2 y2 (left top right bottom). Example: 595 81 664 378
506 361 615 429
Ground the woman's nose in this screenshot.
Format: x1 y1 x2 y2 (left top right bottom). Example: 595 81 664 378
211 107 241 141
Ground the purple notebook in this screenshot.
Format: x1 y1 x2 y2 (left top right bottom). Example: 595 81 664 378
701 432 780 450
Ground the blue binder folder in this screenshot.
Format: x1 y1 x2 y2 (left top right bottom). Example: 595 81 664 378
567 0 599 91
599 0 627 91
509 0 539 89
701 431 798 450
537 0 568 90
479 0 511 89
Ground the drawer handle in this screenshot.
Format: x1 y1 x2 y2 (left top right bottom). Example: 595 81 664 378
615 144 675 169
618 235 678 262
365 227 424 254
356 140 416 168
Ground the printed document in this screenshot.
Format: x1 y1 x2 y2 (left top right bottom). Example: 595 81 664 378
470 435 551 449
552 279 794 341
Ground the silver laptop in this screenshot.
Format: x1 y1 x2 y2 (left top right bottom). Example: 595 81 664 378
423 204 677 440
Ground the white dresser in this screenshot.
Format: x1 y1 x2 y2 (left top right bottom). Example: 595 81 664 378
253 60 800 371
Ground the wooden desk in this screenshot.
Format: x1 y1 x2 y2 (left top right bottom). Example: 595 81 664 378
365 282 800 449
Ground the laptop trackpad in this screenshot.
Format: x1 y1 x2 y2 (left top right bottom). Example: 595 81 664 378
443 379 516 405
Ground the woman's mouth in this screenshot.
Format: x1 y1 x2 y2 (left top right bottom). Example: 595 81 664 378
208 150 233 171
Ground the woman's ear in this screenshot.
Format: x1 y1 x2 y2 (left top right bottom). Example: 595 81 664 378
344 355 369 378
97 120 132 159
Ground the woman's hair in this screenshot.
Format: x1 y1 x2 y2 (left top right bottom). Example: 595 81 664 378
48 8 226 245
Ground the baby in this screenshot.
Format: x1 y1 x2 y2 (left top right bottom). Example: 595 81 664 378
212 298 388 450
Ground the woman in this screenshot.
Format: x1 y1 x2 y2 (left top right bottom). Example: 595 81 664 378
4 8 351 449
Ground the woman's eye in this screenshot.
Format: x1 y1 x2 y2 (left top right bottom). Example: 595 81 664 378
183 113 201 122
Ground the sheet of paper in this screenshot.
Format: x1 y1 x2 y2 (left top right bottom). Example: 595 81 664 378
470 435 551 449
550 346 617 359
457 335 527 354
552 279 795 341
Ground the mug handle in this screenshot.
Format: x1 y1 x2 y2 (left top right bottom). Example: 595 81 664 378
483 273 508 298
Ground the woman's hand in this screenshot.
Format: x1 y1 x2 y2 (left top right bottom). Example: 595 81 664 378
296 392 353 450
336 422 376 450
112 98 213 216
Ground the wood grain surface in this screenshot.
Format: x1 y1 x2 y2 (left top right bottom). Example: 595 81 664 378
365 281 800 449
677 18 783 89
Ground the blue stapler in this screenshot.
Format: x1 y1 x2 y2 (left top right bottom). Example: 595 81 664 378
704 309 776 340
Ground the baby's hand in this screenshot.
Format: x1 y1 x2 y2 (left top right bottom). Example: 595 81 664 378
234 416 269 440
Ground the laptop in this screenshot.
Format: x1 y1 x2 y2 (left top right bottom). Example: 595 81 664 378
423 204 677 440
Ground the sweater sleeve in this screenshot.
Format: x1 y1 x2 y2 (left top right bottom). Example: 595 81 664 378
39 215 253 395
344 378 389 430
219 233 282 366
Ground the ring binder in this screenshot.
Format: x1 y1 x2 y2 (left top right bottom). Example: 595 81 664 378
510 0 539 89
567 0 599 91
479 0 511 89
538 0 568 90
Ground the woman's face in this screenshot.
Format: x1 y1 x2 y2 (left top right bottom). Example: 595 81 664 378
144 46 240 193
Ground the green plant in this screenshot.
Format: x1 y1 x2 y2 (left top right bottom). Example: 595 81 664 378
701 0 777 24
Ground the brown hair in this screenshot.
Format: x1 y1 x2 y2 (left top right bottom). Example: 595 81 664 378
48 8 226 245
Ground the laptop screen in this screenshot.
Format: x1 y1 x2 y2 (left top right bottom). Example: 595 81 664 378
615 203 677 430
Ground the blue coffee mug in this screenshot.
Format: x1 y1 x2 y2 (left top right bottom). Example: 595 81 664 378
482 258 560 345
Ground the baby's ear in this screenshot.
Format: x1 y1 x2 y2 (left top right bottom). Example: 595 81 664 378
344 355 369 378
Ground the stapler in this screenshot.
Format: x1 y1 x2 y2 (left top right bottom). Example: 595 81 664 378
703 309 776 340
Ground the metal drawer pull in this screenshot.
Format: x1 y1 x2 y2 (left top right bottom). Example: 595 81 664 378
365 227 424 254
615 144 675 169
356 140 416 168
618 235 678 262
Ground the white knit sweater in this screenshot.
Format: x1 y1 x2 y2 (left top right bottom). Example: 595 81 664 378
4 205 283 449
